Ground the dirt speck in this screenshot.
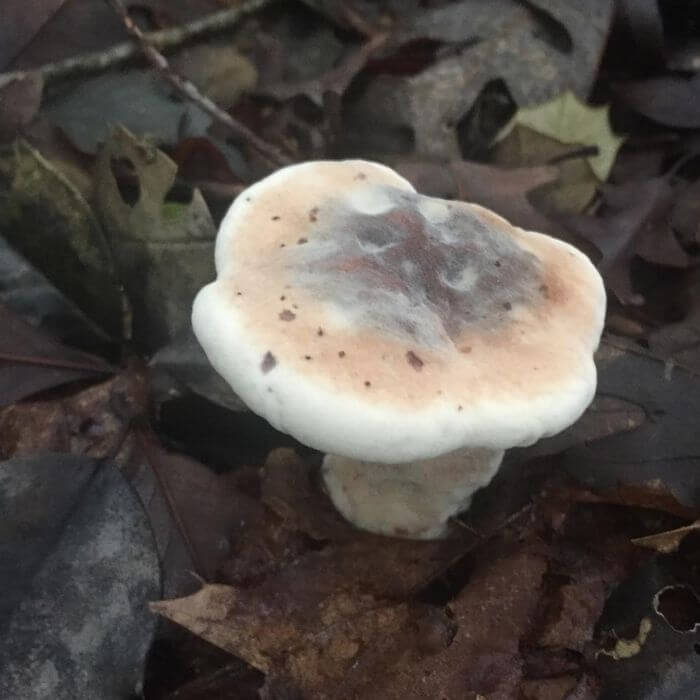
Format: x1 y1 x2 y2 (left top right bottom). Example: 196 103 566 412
406 350 424 370
261 352 277 373
279 309 296 321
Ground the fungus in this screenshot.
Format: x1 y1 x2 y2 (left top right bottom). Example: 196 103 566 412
193 160 605 538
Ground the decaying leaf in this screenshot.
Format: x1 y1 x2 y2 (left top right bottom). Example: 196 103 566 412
563 337 700 510
0 361 147 459
170 42 258 109
492 91 624 214
497 91 624 181
347 0 615 159
45 70 211 154
95 126 216 349
632 520 700 554
670 177 700 248
0 453 160 699
614 73 700 129
0 72 43 142
595 558 700 699
564 177 689 304
150 432 694 698
649 268 700 374
394 159 562 235
0 140 125 336
256 33 387 107
0 302 114 409
133 433 256 583
149 328 248 413
0 0 69 70
297 0 383 36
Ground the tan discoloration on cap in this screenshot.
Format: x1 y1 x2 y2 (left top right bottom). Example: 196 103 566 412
210 161 602 412
195 160 605 461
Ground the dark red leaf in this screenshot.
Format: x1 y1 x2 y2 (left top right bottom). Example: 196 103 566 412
614 0 665 68
395 159 562 236
0 303 115 407
564 177 689 304
614 74 700 128
0 72 43 141
0 0 68 70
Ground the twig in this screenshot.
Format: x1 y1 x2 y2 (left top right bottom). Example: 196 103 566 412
0 0 275 89
106 0 291 168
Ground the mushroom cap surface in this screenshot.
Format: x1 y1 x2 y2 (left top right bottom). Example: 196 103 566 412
193 160 606 463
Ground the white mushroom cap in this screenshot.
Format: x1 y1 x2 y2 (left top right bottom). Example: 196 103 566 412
192 160 606 463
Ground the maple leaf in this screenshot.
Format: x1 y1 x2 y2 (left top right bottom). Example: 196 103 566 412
564 177 689 304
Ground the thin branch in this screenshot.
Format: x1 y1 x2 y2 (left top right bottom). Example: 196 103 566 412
106 0 291 167
0 0 275 89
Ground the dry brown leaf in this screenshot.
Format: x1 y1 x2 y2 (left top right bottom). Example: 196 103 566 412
151 583 453 698
632 520 700 554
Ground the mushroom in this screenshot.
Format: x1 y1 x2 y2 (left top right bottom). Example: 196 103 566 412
192 160 606 539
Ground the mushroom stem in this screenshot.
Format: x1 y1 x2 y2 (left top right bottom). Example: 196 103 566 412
321 447 504 539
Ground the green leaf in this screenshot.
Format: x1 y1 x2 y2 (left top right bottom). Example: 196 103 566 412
498 91 624 181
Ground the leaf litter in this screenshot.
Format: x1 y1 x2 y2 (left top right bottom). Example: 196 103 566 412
3 0 700 698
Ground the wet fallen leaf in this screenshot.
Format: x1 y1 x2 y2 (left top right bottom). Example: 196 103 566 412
150 440 673 698
497 91 623 182
170 42 257 109
45 70 211 155
0 72 43 142
670 177 700 248
614 74 700 129
257 34 387 107
152 583 455 699
347 0 615 159
0 453 160 699
260 448 473 597
594 557 700 699
563 337 700 510
394 159 562 235
0 0 69 70
632 520 700 554
297 0 382 36
0 302 115 408
134 433 255 583
492 92 624 214
563 177 689 304
149 328 248 414
649 268 700 374
94 126 216 349
0 140 126 336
